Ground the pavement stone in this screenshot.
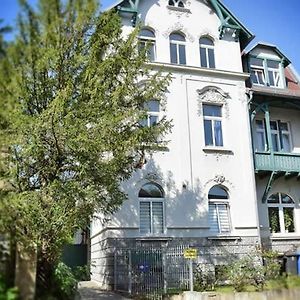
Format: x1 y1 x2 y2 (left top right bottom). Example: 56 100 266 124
77 281 130 300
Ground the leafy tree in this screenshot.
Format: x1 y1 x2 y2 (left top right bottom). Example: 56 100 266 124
0 0 171 296
0 19 12 59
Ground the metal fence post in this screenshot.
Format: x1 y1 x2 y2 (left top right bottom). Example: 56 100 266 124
162 248 167 294
114 251 117 291
128 250 132 295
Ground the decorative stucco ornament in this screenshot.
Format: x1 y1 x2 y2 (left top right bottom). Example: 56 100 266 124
163 22 194 42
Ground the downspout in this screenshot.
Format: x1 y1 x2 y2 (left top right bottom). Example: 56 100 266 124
246 90 262 251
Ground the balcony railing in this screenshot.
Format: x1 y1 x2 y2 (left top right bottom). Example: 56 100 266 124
255 151 300 173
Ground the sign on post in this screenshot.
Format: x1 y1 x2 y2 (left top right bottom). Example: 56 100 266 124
184 248 197 259
184 248 197 292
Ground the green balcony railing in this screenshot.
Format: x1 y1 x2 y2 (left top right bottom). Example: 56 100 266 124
255 152 300 173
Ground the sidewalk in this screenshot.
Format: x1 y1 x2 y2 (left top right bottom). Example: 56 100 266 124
77 281 130 300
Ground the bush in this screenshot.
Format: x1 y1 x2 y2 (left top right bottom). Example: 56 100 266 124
261 250 281 280
53 262 77 299
194 264 215 292
0 275 18 300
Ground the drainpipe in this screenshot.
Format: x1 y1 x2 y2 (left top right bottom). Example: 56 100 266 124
246 90 262 251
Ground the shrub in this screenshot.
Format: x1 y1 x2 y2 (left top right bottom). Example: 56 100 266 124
194 264 215 292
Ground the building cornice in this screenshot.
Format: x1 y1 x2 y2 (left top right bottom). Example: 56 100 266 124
148 62 250 80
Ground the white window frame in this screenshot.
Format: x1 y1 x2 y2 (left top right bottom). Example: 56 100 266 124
255 119 292 153
139 199 165 235
268 67 281 88
169 34 186 65
168 0 185 8
267 193 295 234
250 67 266 86
203 104 224 147
139 30 156 62
199 40 215 68
209 200 231 234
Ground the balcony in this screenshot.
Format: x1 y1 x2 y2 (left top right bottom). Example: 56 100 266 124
255 151 300 174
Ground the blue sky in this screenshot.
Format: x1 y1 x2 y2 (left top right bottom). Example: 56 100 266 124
1 0 300 72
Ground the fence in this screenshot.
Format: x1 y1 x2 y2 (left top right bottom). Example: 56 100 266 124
114 246 190 299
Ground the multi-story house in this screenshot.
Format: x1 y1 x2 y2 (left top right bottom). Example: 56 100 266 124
89 0 300 293
244 43 300 254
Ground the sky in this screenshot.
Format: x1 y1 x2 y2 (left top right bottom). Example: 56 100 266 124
1 0 300 72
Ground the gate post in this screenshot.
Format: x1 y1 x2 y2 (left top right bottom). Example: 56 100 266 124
114 251 117 291
128 250 132 295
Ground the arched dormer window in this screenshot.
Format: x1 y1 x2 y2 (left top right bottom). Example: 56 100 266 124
199 37 215 68
169 32 186 65
139 182 164 234
168 0 185 8
139 28 156 62
208 185 231 233
267 193 295 233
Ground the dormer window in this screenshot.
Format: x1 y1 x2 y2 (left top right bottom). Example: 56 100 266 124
249 57 283 88
168 0 185 8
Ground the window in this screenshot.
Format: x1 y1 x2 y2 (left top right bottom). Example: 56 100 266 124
199 37 215 68
169 32 186 65
249 57 282 88
208 186 231 234
168 0 185 8
139 28 156 62
203 104 223 147
139 100 160 127
139 182 164 235
267 193 295 234
255 119 291 152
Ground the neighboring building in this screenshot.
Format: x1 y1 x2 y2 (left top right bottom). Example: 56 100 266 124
89 0 300 294
244 43 300 254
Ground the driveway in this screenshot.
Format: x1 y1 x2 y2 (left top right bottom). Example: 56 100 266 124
77 281 130 300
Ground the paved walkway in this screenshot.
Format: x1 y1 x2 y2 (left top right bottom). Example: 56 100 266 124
77 281 130 300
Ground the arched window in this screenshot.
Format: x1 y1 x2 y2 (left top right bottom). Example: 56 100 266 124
168 0 185 8
169 32 186 65
267 193 295 233
139 28 156 62
208 185 230 233
139 182 164 234
199 37 215 68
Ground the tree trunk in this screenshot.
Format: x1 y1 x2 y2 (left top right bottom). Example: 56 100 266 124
15 244 37 300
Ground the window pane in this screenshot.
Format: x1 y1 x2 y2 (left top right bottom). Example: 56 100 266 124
209 203 219 232
271 133 279 151
257 71 265 85
148 43 155 61
218 204 230 233
256 132 266 151
200 47 207 67
283 207 295 232
250 57 264 67
281 193 294 204
268 207 280 233
200 37 214 46
214 120 223 146
204 120 213 146
152 202 164 234
208 186 228 199
203 105 221 117
149 115 158 126
179 44 186 65
267 60 280 69
170 43 178 64
170 33 185 41
256 120 264 129
270 121 278 130
250 70 258 84
139 118 147 127
280 122 288 131
268 71 275 87
267 193 280 204
282 134 291 152
139 183 164 198
140 29 155 38
208 48 215 68
178 1 184 7
140 202 151 234
145 100 159 112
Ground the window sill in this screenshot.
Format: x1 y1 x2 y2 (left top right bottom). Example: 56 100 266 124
137 236 172 241
207 235 241 241
167 5 191 14
270 234 300 240
203 147 233 154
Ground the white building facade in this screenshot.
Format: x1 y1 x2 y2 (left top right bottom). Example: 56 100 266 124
89 0 300 291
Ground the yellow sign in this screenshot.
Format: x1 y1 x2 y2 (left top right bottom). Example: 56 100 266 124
184 248 197 259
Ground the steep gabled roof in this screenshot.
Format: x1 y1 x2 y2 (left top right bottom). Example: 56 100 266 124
108 0 254 50
245 42 291 67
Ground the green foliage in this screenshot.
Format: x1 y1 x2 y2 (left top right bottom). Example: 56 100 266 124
0 0 171 271
73 265 90 281
194 265 215 292
53 262 77 299
0 275 19 300
261 250 281 280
